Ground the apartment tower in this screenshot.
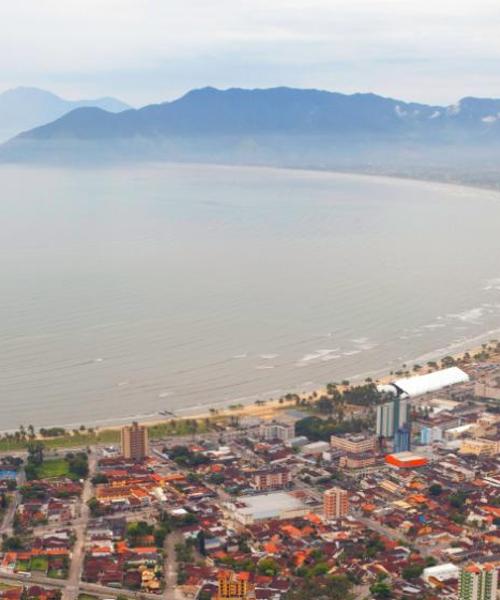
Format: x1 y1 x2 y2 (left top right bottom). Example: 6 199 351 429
459 563 498 600
121 421 149 461
323 486 349 520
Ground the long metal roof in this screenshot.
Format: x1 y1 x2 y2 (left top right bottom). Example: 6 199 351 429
392 366 469 398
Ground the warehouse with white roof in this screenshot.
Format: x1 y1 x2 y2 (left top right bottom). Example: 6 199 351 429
378 367 470 398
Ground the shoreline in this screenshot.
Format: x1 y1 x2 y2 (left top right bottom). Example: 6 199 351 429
1 333 498 444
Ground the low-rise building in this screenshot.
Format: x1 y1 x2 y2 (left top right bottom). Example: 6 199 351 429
459 437 500 457
422 563 460 584
252 468 291 492
227 492 308 525
259 420 295 442
301 441 330 456
330 433 377 454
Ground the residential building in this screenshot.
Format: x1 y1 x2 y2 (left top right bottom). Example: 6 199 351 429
252 468 291 492
214 570 255 600
459 437 500 457
330 433 377 454
121 421 149 461
459 563 498 600
259 420 295 442
420 426 443 445
376 397 411 438
339 453 376 470
323 487 349 520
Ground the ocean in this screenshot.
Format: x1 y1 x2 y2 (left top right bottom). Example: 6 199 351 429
1 163 500 430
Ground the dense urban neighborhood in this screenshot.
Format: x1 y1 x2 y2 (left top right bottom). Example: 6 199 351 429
0 350 499 600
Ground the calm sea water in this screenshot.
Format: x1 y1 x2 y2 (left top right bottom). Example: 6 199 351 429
2 163 500 430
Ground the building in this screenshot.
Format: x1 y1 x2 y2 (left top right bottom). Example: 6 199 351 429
228 492 308 525
330 433 377 454
385 451 427 469
376 398 411 438
422 563 459 584
393 425 411 453
323 487 349 520
459 563 498 600
301 441 330 456
339 453 376 470
214 570 255 600
252 468 291 492
379 366 470 398
474 382 500 401
459 437 500 457
121 421 149 461
284 436 309 449
420 426 443 445
259 420 295 442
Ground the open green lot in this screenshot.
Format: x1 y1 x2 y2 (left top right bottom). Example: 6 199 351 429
15 559 30 572
31 556 49 572
35 459 70 479
47 567 66 579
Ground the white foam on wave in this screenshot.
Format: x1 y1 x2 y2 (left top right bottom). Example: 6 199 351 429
256 365 275 370
447 307 484 323
233 353 248 359
484 278 500 291
260 354 279 359
422 322 446 330
297 348 340 365
321 354 341 362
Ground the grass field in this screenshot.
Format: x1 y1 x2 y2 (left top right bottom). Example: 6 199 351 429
31 556 48 572
15 559 30 572
0 429 121 452
78 595 99 600
0 416 217 452
47 567 67 579
35 459 70 479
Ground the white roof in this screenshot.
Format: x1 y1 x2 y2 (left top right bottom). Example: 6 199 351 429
422 563 459 581
236 492 305 519
393 367 469 398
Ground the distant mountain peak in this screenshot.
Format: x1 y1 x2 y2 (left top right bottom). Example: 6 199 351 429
0 86 130 142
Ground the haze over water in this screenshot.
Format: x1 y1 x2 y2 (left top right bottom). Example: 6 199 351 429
2 163 500 430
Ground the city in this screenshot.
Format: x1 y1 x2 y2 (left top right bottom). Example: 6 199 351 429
0 349 498 600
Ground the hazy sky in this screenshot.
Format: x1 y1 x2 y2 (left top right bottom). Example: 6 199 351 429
2 0 500 106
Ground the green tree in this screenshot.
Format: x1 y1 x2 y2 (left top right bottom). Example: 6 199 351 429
429 483 442 496
370 578 392 599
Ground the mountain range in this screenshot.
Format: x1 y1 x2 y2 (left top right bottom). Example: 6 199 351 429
0 87 130 142
2 87 500 186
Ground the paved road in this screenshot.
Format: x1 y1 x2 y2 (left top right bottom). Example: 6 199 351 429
163 531 186 600
62 452 97 600
0 470 25 536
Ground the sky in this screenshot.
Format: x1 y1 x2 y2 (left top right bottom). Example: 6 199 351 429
1 0 500 107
